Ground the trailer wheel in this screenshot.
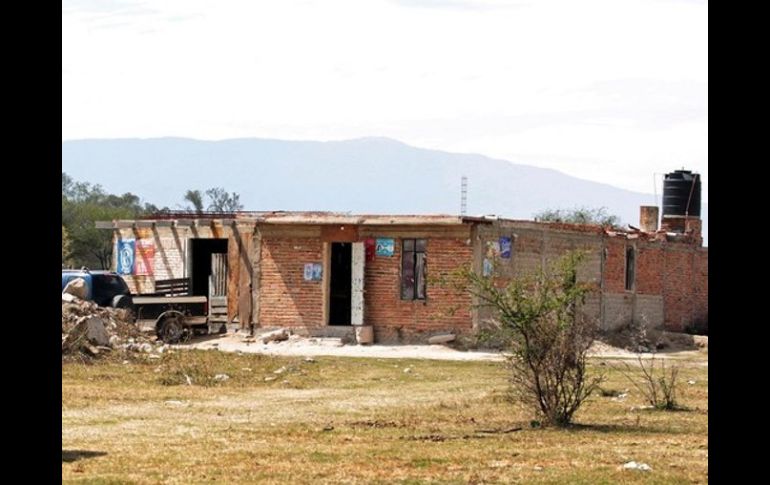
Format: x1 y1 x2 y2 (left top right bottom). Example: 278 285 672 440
157 315 186 344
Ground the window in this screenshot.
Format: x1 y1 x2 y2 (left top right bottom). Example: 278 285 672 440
625 246 635 291
401 239 426 300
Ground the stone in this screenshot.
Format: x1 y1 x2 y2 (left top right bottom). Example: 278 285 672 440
261 329 289 344
85 317 110 346
428 334 456 344
623 461 652 472
62 277 88 300
214 374 230 381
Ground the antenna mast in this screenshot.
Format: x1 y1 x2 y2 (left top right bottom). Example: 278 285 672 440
460 175 468 215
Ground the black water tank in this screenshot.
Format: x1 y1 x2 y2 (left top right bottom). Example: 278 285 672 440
662 170 701 217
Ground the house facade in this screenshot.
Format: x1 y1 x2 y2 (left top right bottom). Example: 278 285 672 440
98 208 708 342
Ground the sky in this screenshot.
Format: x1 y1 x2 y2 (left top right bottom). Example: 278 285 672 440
62 0 708 202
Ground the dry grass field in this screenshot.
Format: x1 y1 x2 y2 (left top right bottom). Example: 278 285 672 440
62 349 707 484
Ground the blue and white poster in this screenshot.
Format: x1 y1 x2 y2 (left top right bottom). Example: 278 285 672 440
499 237 512 259
304 263 323 281
376 238 394 256
116 239 135 275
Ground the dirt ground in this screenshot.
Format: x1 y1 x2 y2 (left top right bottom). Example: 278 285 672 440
177 330 707 362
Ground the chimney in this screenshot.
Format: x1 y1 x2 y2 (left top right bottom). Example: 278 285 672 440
639 206 659 233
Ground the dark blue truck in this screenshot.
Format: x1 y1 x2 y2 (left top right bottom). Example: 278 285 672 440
62 269 208 343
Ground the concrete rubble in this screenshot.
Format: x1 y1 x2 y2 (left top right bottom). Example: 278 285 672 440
61 295 156 359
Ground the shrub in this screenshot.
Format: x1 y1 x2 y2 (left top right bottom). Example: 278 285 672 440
459 250 603 427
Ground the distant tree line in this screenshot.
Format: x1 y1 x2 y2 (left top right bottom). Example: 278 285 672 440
62 172 243 269
533 207 622 229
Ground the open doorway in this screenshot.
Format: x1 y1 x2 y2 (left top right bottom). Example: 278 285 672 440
189 238 228 298
329 242 352 325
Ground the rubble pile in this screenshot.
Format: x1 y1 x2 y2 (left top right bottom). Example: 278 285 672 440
62 296 155 358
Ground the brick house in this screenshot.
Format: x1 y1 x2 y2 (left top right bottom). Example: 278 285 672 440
98 208 707 343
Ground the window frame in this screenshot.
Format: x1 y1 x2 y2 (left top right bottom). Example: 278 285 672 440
625 246 636 291
401 238 427 300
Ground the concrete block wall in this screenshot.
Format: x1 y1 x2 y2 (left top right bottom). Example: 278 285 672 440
601 293 633 330
476 221 604 329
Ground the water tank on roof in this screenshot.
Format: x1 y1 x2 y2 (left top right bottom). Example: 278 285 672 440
662 170 701 217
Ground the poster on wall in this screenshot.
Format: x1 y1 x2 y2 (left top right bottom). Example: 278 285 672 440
134 239 155 276
499 237 512 259
483 258 493 277
303 263 323 281
116 239 135 275
375 238 394 256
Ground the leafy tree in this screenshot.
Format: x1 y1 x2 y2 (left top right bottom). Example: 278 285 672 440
205 187 243 212
183 189 204 214
534 207 621 229
62 225 73 267
61 172 166 269
458 251 603 427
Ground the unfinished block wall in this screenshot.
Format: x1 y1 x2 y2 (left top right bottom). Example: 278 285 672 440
474 222 603 330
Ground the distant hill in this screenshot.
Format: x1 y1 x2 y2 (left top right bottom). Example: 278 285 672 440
61 137 708 245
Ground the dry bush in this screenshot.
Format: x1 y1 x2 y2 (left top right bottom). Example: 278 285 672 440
459 250 603 427
615 317 683 410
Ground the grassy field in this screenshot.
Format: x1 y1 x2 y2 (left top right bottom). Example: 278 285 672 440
62 349 708 484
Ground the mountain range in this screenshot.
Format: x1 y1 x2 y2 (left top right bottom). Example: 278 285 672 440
61 137 708 245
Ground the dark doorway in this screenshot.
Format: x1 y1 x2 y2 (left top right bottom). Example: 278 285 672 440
329 242 352 325
190 239 228 297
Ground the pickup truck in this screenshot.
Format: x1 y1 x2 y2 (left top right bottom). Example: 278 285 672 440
62 269 210 343
62 269 134 309
132 278 209 343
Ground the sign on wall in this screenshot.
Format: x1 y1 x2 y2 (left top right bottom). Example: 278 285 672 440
364 238 376 262
303 263 323 281
499 237 512 259
134 239 155 276
116 239 135 275
483 258 494 277
375 238 394 256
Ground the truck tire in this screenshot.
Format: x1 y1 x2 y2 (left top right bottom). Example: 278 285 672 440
157 315 186 344
111 294 134 310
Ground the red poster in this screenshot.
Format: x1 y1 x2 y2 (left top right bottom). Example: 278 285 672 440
134 239 155 276
365 238 376 262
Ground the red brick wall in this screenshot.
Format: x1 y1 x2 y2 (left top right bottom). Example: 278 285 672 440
636 245 664 295
259 237 324 327
662 249 693 331
692 250 708 330
603 238 627 293
364 238 473 341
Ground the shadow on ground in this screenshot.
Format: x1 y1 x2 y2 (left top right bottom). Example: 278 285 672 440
62 450 107 463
